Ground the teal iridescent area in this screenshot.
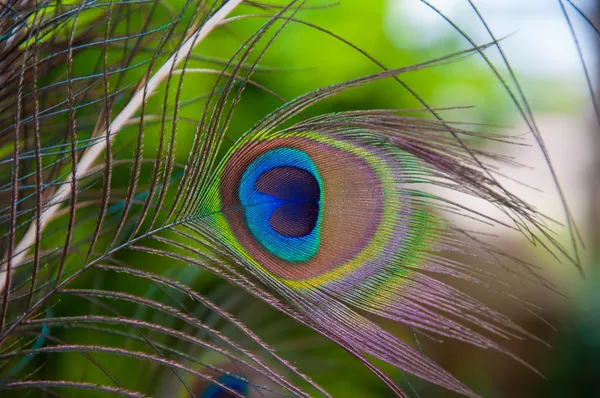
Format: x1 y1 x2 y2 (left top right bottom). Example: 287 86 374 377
199 374 248 398
238 148 323 262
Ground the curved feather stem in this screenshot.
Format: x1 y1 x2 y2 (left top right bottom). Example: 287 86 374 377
0 380 148 397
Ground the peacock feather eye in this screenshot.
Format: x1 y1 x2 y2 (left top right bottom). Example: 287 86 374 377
204 131 433 290
237 147 323 262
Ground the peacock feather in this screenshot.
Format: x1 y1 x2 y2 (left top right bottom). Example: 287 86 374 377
0 0 596 397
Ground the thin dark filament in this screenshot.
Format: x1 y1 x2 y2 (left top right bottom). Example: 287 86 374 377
54 0 88 288
423 0 583 271
146 9 223 231
97 259 327 396
174 1 302 221
128 0 212 239
106 0 200 249
28 0 45 309
0 0 32 332
22 330 124 389
169 4 298 221
68 292 197 397
83 0 116 264
560 0 600 122
0 380 147 397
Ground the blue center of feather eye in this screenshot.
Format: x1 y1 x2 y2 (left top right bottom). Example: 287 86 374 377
239 148 322 262
255 166 320 237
